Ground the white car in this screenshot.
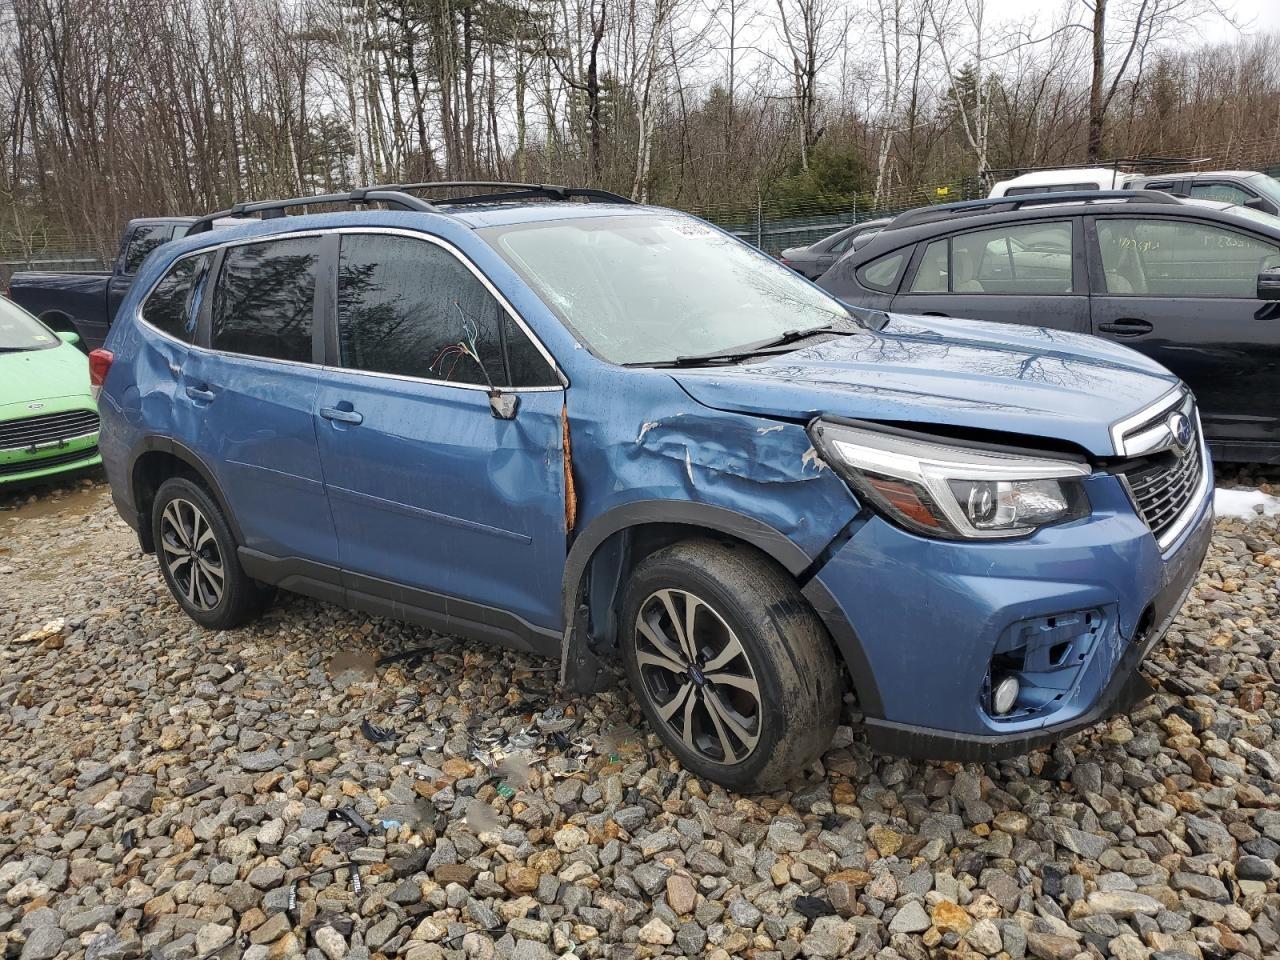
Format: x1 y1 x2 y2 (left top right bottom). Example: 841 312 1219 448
989 167 1138 198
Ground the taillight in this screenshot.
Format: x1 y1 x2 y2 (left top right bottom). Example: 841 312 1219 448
89 349 114 399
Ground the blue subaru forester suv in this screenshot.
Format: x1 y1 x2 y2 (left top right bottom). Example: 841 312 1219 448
93 182 1213 791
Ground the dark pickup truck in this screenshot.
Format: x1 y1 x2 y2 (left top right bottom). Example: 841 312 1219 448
7 217 197 351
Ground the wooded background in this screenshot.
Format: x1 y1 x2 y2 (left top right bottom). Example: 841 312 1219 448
0 0 1277 261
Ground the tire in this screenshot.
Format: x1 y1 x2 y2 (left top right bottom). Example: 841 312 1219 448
151 476 267 629
620 538 842 792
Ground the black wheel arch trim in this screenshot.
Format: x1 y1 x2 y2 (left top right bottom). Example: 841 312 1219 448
126 435 246 549
562 500 813 619
800 576 884 718
560 499 885 716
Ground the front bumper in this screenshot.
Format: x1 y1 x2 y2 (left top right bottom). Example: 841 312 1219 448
805 470 1212 761
0 397 102 486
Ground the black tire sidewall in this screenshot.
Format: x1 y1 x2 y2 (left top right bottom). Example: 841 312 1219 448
151 477 251 629
620 551 794 791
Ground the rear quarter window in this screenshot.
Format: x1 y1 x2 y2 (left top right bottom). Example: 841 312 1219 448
856 251 907 292
141 253 213 343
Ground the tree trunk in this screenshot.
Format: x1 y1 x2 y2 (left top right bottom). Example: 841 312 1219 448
1088 0 1107 162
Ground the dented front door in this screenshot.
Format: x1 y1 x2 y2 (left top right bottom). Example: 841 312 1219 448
313 373 568 634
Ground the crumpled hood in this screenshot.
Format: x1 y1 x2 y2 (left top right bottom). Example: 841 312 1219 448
672 313 1180 457
0 343 92 410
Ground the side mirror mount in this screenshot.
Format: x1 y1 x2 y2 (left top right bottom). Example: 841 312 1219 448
1258 269 1280 301
56 330 81 346
1244 196 1266 211
489 391 519 420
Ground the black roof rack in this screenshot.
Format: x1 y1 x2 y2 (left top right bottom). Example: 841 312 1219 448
187 181 634 235
187 189 437 235
981 156 1211 179
884 189 1183 231
388 180 635 206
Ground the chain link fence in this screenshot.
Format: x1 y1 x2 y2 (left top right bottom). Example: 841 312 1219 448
5 150 1278 283
688 177 984 256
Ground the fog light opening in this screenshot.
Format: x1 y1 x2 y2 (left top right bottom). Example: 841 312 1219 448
991 675 1021 716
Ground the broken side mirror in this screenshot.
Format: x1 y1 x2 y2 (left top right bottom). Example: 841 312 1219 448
1258 269 1280 302
489 391 519 419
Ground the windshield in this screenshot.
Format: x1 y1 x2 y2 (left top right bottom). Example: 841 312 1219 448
482 214 852 364
1246 173 1280 208
0 298 59 352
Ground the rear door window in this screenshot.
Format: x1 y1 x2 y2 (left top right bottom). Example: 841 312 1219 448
141 253 213 342
909 222 1074 294
1094 218 1280 297
910 240 949 292
123 224 176 274
211 237 319 363
336 233 557 388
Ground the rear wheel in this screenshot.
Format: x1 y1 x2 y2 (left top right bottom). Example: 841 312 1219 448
151 476 267 629
620 539 842 791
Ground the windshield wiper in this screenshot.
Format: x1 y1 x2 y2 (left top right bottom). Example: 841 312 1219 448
639 325 846 368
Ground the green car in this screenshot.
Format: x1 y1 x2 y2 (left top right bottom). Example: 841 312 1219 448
0 297 101 486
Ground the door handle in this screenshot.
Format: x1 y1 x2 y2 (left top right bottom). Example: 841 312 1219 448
185 385 215 403
1097 318 1154 336
923 311 950 318
320 406 363 425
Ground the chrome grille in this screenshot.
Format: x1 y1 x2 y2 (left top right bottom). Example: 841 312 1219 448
1112 387 1207 551
0 409 100 451
1121 441 1203 543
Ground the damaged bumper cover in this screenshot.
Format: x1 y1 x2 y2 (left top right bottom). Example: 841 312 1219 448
805 471 1212 762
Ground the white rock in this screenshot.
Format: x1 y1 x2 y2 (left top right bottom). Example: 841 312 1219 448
637 918 674 945
314 925 348 960
552 825 589 853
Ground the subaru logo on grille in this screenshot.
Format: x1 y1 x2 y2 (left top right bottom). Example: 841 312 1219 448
1167 412 1193 451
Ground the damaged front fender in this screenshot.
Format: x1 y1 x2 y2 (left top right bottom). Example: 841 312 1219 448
557 370 862 691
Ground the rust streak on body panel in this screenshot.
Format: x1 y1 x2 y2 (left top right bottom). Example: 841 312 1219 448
562 404 577 533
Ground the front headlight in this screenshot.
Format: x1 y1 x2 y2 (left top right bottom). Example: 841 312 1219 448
809 419 1091 540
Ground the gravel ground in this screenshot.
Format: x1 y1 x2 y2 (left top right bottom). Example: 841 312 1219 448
2 467 1279 960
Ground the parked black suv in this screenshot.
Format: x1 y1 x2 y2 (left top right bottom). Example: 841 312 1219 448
820 190 1280 464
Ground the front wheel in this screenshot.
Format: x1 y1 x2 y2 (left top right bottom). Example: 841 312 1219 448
620 539 843 792
151 476 268 629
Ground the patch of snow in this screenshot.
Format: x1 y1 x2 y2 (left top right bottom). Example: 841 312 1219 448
1214 487 1280 519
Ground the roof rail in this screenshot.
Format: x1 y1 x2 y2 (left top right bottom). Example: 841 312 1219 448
187 180 634 235
387 180 635 206
187 189 438 235
981 156 1211 178
885 189 1183 232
